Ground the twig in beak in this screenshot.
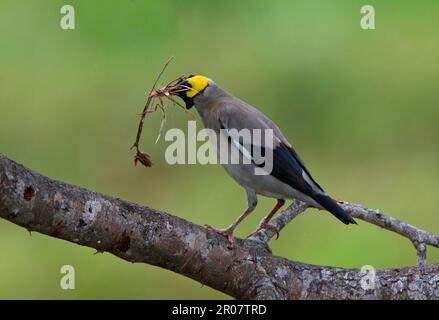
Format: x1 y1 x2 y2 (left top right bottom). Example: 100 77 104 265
130 57 174 167
155 96 167 144
130 59 196 168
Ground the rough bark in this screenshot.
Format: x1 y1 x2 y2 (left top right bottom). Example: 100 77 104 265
0 155 438 299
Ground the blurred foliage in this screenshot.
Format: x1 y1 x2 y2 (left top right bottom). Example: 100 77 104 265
0 0 437 299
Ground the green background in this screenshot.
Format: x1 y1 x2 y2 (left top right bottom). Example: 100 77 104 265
0 0 437 299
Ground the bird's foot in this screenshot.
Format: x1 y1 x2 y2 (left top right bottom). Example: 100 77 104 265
247 223 280 240
204 224 236 249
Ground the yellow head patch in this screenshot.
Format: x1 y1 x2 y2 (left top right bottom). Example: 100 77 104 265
186 75 209 98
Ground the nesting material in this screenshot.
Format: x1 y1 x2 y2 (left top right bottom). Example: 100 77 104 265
130 58 193 168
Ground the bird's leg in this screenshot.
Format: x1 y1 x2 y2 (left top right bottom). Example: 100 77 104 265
205 189 257 249
205 207 254 249
247 199 285 239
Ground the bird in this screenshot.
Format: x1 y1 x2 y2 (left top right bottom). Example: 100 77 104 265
170 75 356 247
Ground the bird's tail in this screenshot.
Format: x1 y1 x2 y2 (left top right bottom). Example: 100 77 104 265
313 193 356 225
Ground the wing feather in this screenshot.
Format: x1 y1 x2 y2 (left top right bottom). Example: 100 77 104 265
218 105 323 197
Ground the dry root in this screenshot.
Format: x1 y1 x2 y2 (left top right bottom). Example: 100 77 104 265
130 58 193 168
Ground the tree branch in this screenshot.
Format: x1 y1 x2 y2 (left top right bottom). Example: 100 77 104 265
0 155 438 299
249 201 439 268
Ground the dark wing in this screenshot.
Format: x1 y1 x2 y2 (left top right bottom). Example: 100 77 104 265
218 109 322 198
278 143 324 192
269 142 323 195
218 105 356 225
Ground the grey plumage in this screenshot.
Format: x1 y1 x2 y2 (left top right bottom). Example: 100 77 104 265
173 76 355 245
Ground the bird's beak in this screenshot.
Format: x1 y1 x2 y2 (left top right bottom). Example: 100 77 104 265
175 78 190 90
171 78 194 109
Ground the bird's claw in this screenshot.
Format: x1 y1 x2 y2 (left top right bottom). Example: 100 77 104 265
204 224 236 249
247 223 280 240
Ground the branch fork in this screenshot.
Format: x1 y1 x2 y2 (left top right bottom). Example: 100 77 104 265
249 200 438 268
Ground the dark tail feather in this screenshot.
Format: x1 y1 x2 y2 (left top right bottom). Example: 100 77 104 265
313 193 356 225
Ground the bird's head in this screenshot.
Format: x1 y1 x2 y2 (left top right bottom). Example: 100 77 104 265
173 75 210 109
